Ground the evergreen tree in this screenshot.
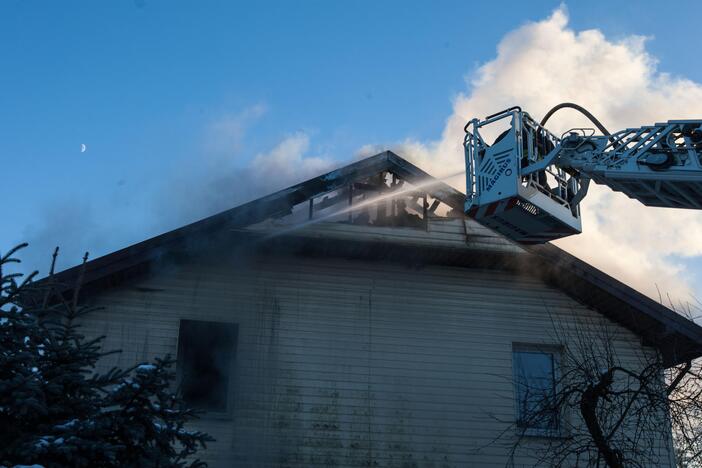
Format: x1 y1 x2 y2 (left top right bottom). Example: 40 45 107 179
0 244 213 468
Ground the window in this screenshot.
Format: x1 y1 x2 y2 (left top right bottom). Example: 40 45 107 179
177 319 238 413
513 345 559 434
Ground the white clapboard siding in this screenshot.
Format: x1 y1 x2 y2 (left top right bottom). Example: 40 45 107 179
76 220 673 467
249 217 525 255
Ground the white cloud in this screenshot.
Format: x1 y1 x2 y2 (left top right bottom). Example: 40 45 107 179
19 9 702 305
388 6 702 302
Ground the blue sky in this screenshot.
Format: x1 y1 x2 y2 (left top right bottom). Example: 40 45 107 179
2 1 702 302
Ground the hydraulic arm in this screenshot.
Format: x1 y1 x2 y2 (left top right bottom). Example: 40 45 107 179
464 105 702 244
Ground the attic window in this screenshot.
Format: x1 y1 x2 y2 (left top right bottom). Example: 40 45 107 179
513 344 560 435
177 319 238 413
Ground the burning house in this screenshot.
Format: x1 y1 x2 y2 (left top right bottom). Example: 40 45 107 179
46 151 702 466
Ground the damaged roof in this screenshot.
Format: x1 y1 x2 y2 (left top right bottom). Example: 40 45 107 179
43 150 702 366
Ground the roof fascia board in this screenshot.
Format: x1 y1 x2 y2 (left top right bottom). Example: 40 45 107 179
527 243 702 353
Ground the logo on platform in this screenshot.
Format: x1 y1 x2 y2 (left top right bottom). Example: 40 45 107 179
486 158 511 191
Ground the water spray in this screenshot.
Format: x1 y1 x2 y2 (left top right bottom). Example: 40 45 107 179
258 169 465 240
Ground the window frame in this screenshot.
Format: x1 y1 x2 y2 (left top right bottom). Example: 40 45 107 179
176 319 239 419
511 342 564 438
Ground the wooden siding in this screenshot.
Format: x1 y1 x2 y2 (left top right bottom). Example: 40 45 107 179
76 220 673 467
248 217 525 255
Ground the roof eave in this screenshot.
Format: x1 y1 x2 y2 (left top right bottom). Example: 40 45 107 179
35 151 702 366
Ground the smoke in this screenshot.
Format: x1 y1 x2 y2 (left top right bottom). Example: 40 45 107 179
17 106 336 276
379 6 702 302
16 6 702 304
204 104 267 156
155 122 335 230
16 199 137 276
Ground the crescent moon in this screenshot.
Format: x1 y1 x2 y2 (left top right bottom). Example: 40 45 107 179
80 144 87 153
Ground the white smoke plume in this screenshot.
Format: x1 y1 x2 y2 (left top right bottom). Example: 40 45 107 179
17 107 337 276
381 6 702 302
17 6 702 305
158 128 334 229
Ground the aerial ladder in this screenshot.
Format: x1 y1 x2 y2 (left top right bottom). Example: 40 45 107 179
463 103 702 243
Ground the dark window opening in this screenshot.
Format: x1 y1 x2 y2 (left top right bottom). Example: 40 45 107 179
177 319 238 412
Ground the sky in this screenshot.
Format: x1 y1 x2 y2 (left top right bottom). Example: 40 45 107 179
2 1 702 308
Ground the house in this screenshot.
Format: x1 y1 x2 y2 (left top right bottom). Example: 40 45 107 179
48 151 702 467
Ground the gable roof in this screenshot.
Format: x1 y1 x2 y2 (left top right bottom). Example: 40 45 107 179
44 151 702 366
